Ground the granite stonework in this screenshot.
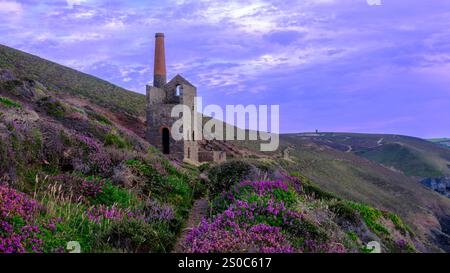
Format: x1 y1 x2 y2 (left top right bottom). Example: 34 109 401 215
145 33 226 164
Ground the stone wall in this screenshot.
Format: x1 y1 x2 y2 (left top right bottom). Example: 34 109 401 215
184 141 199 162
146 85 184 159
213 151 227 163
146 75 200 161
198 151 226 163
198 151 214 163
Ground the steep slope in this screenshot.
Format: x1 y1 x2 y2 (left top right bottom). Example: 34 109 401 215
291 133 450 178
0 50 201 252
0 44 146 117
276 133 450 252
180 174 416 253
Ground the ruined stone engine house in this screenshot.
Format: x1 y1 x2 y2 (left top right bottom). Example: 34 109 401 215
146 33 226 164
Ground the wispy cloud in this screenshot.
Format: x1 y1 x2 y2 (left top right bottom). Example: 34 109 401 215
0 0 23 20
66 0 89 8
0 0 449 137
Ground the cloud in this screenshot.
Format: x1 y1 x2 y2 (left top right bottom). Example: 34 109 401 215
0 0 23 15
103 18 125 30
61 32 106 43
66 0 89 8
264 30 304 45
1 0 449 136
73 10 96 19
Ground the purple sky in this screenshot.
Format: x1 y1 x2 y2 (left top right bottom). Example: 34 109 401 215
1 0 449 138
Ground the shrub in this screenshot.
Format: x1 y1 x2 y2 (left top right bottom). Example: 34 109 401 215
193 178 207 199
125 159 164 186
106 218 163 253
91 180 138 208
161 160 183 177
38 96 65 117
165 175 193 218
0 96 21 108
76 134 112 175
385 212 414 236
347 202 389 235
346 231 359 242
0 80 22 92
0 121 45 189
207 160 252 197
198 162 210 173
86 110 112 126
104 131 129 149
81 176 105 198
289 172 337 200
166 175 191 197
144 200 175 222
329 200 358 223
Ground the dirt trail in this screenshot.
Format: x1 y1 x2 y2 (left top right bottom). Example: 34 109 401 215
173 197 209 253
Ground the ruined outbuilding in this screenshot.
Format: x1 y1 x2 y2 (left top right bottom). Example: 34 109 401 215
146 33 226 164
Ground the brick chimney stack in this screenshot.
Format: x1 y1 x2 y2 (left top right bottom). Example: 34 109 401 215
153 33 166 88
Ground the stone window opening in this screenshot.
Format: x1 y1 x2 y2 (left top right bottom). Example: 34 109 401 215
176 85 182 97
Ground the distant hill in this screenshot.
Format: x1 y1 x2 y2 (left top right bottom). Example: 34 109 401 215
0 44 146 117
429 138 450 149
288 133 450 178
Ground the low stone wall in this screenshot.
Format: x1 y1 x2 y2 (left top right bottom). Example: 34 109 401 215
198 151 214 163
198 151 227 163
213 151 226 163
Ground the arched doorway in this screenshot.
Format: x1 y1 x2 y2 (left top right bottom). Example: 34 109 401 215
162 127 170 154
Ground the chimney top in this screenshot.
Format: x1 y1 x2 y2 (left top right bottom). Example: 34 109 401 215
153 32 167 88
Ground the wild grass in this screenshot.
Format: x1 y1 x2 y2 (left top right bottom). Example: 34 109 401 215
0 44 146 116
0 96 21 108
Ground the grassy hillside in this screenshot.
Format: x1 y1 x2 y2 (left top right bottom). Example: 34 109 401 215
0 45 201 253
355 143 442 177
0 84 201 253
291 133 450 178
0 44 146 117
180 163 416 253
429 138 450 150
275 133 450 251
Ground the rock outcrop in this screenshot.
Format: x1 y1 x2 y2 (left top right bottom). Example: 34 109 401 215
421 177 450 198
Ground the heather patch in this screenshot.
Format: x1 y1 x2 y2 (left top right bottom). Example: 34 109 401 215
182 173 416 253
0 185 65 253
183 180 345 253
0 100 196 252
18 171 188 253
